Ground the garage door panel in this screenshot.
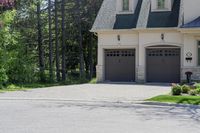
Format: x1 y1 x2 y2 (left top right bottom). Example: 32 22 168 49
105 49 135 82
146 48 180 83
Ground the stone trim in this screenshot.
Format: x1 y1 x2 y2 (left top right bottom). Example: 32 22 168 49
181 67 200 81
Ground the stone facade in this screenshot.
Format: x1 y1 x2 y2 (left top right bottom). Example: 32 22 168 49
181 67 200 81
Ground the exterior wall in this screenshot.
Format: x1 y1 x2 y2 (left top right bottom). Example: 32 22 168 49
181 35 200 81
96 30 200 83
183 0 200 24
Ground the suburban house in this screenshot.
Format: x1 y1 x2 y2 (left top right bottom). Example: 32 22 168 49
91 0 200 83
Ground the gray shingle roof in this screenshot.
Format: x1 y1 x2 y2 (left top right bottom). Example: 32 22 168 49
91 0 116 31
181 16 200 28
91 0 182 31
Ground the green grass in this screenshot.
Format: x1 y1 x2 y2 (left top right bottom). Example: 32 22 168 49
0 77 97 93
89 78 97 84
147 95 200 105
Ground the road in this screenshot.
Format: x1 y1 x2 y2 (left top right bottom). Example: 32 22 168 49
0 99 199 133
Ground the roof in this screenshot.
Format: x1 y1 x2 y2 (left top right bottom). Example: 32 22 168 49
113 0 143 29
181 16 200 28
147 0 181 28
91 0 182 31
91 0 116 31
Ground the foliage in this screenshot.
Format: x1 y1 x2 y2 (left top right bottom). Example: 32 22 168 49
181 85 190 94
0 67 8 88
189 89 198 96
196 88 200 94
171 85 182 96
0 0 103 88
89 78 97 84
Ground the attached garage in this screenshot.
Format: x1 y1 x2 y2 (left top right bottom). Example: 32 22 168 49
146 48 180 83
105 49 135 82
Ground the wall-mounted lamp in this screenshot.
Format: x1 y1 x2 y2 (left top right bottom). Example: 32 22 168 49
161 33 164 41
117 35 121 42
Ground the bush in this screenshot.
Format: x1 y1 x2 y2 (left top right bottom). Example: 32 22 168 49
196 88 200 94
171 85 182 95
0 67 8 89
181 85 190 94
189 90 198 96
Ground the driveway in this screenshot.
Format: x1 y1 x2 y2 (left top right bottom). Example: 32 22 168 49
0 84 170 102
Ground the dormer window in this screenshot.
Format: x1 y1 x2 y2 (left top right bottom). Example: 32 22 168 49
157 0 165 9
123 0 129 11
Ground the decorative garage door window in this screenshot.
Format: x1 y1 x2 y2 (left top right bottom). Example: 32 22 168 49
105 50 135 57
147 49 180 57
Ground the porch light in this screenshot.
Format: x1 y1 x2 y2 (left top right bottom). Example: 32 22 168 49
161 33 164 41
117 35 121 41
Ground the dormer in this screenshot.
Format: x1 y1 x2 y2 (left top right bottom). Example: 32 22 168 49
116 0 139 14
151 0 174 12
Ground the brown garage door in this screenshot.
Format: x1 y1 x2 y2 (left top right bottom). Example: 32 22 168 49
105 49 135 82
146 48 180 83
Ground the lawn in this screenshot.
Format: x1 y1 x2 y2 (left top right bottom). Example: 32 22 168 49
0 78 97 93
147 95 200 105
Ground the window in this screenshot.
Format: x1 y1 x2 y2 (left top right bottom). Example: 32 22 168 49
198 41 200 65
157 0 165 9
123 0 129 11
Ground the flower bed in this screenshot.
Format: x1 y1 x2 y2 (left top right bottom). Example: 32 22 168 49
171 83 200 96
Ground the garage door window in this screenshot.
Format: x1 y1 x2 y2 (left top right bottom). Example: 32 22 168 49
198 41 200 66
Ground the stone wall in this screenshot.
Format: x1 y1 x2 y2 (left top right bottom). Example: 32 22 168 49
181 67 200 81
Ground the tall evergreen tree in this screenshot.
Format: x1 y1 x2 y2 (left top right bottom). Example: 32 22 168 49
54 0 60 81
37 0 45 82
76 0 85 78
48 0 53 82
61 0 66 81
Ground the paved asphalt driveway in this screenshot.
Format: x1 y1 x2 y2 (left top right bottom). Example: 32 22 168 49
0 84 200 133
0 84 170 102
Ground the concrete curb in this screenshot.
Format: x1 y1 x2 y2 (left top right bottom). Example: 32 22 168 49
140 101 200 108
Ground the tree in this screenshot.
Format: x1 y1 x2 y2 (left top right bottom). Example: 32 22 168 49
48 0 53 82
76 0 85 78
37 0 45 82
61 0 66 81
54 0 60 81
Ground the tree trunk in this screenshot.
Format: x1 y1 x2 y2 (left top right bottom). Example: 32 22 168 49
76 0 84 78
61 0 66 81
48 0 53 82
89 33 93 79
54 0 60 81
37 0 45 82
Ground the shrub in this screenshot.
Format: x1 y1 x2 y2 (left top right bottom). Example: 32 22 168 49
171 85 182 95
196 88 200 94
181 85 190 94
0 67 8 89
189 90 198 96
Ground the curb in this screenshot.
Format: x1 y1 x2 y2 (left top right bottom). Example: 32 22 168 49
140 101 200 108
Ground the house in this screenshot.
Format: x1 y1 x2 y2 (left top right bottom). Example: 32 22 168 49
91 0 200 83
